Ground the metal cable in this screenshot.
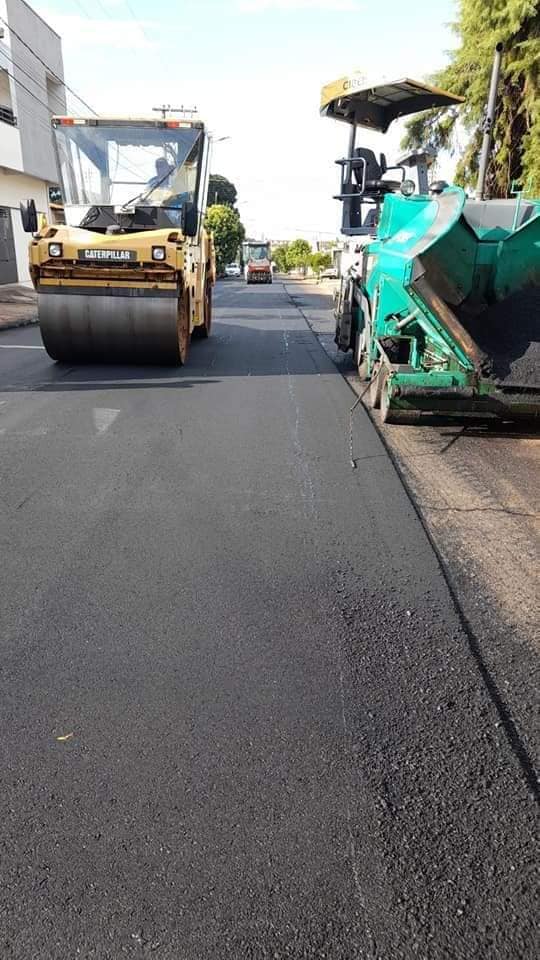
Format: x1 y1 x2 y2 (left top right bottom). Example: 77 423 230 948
349 364 383 468
0 14 96 115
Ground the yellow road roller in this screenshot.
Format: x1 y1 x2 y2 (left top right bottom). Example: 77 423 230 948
21 115 215 364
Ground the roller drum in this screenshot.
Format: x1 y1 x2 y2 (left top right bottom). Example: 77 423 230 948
39 291 184 365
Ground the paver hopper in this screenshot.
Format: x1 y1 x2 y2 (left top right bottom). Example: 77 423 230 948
22 116 215 364
322 75 540 421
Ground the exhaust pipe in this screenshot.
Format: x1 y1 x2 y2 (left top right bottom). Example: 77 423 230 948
476 42 504 200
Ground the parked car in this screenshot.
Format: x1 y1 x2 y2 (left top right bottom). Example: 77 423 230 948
320 266 339 279
225 262 241 278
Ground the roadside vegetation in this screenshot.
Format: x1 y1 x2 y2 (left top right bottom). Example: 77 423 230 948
273 241 332 277
402 0 540 197
205 175 245 274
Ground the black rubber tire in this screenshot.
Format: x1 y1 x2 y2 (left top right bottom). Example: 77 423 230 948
177 287 190 365
353 323 370 381
369 365 383 409
192 282 212 339
357 359 369 381
380 371 393 422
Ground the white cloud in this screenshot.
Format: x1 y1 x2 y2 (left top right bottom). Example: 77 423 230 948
237 0 361 11
38 12 155 50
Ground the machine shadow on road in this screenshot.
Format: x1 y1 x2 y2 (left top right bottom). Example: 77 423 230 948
0 320 341 390
433 422 540 452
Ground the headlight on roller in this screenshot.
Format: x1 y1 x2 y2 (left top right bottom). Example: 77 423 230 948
400 179 415 198
152 246 166 261
48 242 63 257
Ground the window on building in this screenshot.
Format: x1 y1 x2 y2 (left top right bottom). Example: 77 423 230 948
0 68 16 126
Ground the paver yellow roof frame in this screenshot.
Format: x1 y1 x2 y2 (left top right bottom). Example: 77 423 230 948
320 76 464 132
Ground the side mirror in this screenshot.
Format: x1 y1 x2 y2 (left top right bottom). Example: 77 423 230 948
20 199 38 233
181 201 198 238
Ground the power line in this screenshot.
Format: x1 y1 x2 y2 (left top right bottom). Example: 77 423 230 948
0 7 191 191
0 18 149 182
0 14 96 116
71 0 154 49
69 0 114 27
122 0 153 45
2 64 149 186
2 66 55 117
0 46 66 112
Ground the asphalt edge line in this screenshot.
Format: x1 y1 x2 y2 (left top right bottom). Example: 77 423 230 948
284 280 540 805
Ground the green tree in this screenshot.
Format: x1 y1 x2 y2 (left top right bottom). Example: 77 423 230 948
310 252 332 277
207 174 238 207
401 1 540 197
205 205 244 274
272 244 291 273
287 238 312 275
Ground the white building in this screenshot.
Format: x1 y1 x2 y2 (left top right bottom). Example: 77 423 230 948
0 0 65 284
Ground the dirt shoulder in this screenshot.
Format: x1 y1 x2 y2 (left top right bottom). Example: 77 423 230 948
0 284 38 330
286 278 539 763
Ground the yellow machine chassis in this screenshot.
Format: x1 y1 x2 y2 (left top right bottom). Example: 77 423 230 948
29 224 215 364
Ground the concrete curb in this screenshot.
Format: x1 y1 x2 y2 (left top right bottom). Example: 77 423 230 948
0 316 39 332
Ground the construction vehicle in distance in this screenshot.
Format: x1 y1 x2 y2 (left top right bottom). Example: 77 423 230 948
21 114 215 364
243 240 272 284
321 61 540 422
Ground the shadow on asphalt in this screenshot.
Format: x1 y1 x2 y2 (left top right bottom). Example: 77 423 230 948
0 321 340 391
287 291 336 310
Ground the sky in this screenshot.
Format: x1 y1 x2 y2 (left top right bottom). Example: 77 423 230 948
32 0 459 241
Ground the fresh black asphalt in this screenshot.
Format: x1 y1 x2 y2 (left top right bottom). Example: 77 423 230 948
0 280 537 959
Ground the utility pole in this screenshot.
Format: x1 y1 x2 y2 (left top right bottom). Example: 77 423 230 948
476 43 503 200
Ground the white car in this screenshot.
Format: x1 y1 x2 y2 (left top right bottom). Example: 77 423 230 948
225 262 241 278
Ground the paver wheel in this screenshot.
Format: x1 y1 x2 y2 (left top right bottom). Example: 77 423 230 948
369 364 383 409
380 370 421 424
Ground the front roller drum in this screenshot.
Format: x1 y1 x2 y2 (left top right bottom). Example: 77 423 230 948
39 288 190 365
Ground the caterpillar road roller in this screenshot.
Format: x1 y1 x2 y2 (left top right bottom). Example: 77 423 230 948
321 66 540 422
21 115 215 364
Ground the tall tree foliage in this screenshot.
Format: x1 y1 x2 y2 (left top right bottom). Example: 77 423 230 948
310 252 332 277
287 239 313 275
402 0 540 197
207 175 238 207
272 245 291 273
205 205 245 273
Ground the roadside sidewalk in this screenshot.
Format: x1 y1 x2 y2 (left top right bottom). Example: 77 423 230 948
0 283 38 331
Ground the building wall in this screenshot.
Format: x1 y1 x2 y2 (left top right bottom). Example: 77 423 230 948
0 97 23 169
0 0 65 282
6 0 66 182
0 169 48 282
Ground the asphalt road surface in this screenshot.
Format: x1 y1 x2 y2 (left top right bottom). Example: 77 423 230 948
1 280 537 959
